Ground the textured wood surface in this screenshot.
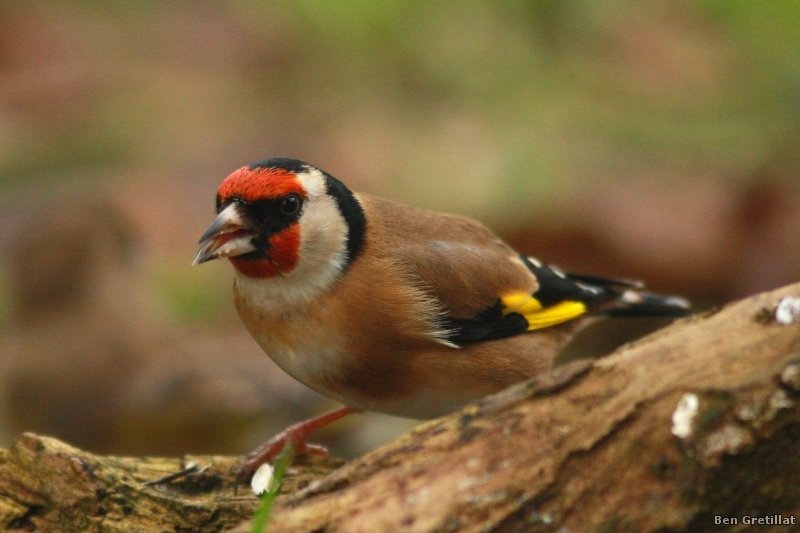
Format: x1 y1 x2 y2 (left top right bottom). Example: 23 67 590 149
0 434 343 532
1 282 799 532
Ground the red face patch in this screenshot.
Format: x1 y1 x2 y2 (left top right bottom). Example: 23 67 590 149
218 167 307 203
229 224 301 278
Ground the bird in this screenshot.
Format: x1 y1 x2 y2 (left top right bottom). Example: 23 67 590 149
193 157 690 484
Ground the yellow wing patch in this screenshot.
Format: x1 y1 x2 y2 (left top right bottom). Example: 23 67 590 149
501 292 587 331
501 292 543 314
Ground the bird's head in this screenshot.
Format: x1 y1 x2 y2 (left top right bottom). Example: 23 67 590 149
193 158 366 281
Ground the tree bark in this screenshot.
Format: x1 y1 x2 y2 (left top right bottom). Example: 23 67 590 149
0 433 343 532
2 282 800 532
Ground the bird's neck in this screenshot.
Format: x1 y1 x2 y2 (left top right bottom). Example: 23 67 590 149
231 254 344 317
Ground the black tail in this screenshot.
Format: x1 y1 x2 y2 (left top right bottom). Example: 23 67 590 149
602 289 691 317
565 272 691 318
520 255 691 319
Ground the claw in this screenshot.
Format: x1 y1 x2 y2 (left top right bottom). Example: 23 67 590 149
233 406 357 493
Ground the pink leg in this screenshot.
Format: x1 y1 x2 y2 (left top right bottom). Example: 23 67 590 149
235 406 357 490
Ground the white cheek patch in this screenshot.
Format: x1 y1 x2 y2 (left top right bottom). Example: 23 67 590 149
297 196 349 273
234 169 350 314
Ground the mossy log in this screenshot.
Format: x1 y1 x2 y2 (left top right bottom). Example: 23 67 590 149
2 282 800 533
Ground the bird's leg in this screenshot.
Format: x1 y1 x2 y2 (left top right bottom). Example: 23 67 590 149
235 405 357 490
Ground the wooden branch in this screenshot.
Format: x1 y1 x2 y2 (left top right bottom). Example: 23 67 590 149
0 434 343 532
1 282 800 532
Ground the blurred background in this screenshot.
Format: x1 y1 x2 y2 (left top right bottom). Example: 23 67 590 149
0 0 799 459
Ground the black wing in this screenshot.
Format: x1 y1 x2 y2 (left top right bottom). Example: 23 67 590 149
439 255 690 346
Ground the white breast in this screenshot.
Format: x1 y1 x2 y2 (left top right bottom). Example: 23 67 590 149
257 327 341 387
233 278 350 400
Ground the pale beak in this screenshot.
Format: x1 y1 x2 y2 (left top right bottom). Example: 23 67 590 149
192 203 257 265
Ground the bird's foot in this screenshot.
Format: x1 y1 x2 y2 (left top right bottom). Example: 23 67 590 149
234 406 356 492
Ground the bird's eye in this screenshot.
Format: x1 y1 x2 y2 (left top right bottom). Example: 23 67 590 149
280 194 302 216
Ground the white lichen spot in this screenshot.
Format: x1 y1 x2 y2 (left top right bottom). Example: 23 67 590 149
251 463 277 496
672 392 699 439
781 363 800 391
702 425 754 460
529 511 554 525
769 389 794 412
775 296 800 324
733 401 759 422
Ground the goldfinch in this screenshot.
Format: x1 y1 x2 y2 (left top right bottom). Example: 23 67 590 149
194 158 689 482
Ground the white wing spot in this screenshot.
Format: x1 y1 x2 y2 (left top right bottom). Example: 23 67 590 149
576 282 601 295
621 290 644 304
526 256 543 268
